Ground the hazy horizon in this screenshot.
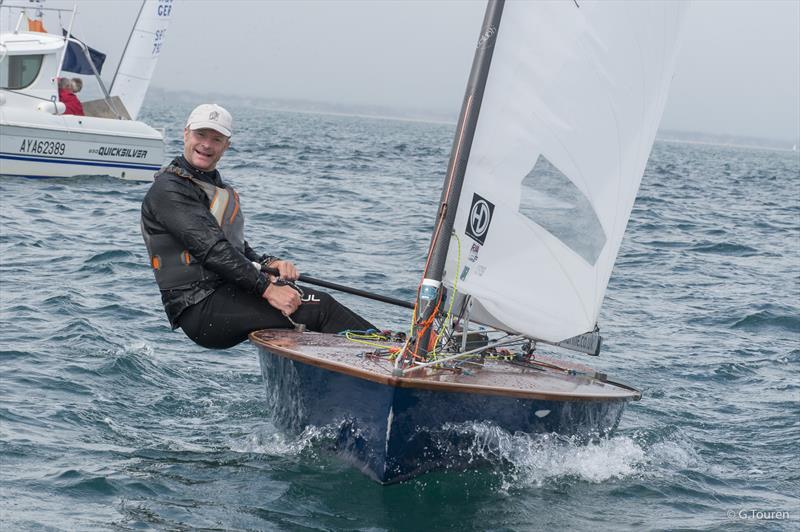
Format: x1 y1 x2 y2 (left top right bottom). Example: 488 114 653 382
147 85 798 149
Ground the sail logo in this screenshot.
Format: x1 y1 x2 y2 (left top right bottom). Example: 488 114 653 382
466 193 494 245
477 26 497 49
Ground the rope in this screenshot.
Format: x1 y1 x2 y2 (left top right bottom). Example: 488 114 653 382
342 330 396 351
431 231 461 359
392 230 462 367
400 335 526 374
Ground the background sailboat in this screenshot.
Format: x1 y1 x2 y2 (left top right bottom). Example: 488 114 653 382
109 0 173 121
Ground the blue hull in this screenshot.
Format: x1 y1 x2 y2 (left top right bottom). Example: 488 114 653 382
256 343 631 484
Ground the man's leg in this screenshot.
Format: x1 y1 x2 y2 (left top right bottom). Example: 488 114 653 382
291 287 376 333
178 283 291 349
178 283 375 349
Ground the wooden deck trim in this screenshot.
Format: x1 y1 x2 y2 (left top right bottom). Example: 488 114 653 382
249 331 639 402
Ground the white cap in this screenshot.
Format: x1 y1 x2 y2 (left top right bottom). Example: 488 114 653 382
186 104 232 137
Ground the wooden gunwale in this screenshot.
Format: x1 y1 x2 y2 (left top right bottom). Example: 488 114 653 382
249 330 640 402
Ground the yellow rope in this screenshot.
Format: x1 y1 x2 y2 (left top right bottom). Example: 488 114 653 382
343 331 395 351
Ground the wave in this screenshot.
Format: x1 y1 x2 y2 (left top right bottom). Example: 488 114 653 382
229 161 265 170
93 342 174 385
690 242 760 256
84 250 135 264
46 318 105 344
51 470 120 496
639 239 692 249
732 310 800 333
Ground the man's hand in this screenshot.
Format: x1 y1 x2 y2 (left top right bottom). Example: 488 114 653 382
262 282 301 316
269 260 299 281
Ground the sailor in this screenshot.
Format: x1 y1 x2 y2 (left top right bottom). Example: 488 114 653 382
57 77 84 116
70 77 83 96
141 103 375 348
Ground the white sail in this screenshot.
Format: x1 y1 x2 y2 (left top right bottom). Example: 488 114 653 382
109 0 174 120
443 0 689 343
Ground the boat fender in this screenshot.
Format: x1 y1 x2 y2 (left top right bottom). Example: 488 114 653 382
37 100 66 115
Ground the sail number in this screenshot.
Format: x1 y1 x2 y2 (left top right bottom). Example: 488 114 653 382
19 139 66 156
153 29 167 55
157 0 173 17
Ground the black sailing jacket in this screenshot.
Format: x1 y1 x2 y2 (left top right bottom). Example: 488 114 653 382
140 156 269 328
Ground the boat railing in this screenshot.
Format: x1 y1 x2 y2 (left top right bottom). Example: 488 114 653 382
1 1 125 121
62 35 124 119
0 1 76 33
0 84 64 114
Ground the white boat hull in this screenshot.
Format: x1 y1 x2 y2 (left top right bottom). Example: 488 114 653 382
0 114 164 182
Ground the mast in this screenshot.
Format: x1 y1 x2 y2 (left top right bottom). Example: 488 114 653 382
409 0 505 360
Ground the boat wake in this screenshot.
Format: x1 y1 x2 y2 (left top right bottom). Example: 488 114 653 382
234 419 696 488
233 422 339 458
499 434 696 492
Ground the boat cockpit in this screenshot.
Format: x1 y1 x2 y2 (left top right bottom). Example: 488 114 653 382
0 2 131 119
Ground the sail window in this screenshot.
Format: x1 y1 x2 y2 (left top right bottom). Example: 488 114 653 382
519 155 606 265
0 54 44 90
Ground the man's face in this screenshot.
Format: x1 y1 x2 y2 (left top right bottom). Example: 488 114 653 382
183 128 230 171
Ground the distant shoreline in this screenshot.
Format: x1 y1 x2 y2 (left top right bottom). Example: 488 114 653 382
147 87 799 152
656 137 798 153
252 104 457 127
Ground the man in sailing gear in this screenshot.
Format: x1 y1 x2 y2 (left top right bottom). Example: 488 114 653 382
141 104 375 349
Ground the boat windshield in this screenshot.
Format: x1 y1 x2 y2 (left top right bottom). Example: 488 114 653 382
0 54 44 90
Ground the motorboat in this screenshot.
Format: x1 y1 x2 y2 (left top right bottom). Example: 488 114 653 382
0 0 173 181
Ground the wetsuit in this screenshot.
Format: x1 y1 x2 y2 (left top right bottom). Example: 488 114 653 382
140 156 374 349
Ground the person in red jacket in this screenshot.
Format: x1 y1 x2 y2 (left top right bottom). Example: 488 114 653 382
58 77 84 116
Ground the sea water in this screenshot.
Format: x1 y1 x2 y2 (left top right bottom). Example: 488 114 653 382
1 96 798 530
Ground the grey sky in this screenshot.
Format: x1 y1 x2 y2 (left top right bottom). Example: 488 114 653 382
661 0 800 142
26 0 800 142
155 1 486 112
